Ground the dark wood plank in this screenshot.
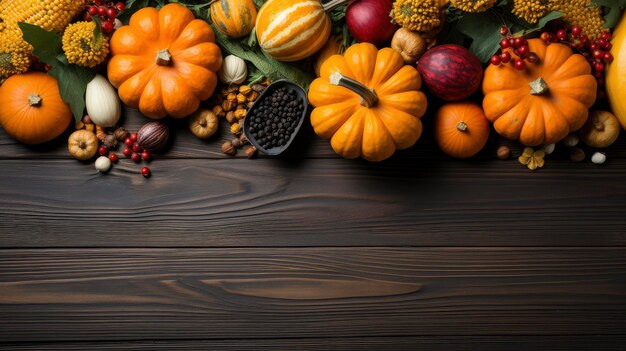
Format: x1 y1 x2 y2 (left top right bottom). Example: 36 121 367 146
3 336 626 350
1 158 626 247
1 248 625 342
2 105 625 160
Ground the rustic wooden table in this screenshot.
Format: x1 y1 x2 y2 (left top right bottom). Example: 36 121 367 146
1 106 625 350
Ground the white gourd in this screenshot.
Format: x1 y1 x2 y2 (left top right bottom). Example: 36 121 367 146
86 74 121 127
218 55 248 84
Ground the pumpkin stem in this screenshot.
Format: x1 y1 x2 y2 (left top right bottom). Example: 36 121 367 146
456 121 468 132
594 121 605 131
156 49 172 66
329 71 378 107
529 77 548 95
323 0 349 12
28 94 42 106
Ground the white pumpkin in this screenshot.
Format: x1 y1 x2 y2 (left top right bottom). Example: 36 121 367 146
86 74 121 127
218 55 248 85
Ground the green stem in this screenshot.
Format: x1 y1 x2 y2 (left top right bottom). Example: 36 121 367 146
322 0 349 12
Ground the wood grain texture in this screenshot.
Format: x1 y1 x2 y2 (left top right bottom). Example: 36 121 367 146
4 336 626 350
0 248 625 342
1 158 626 247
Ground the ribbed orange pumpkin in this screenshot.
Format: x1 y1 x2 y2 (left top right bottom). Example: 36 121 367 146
210 0 257 39
483 39 597 146
314 34 345 77
256 0 331 62
309 43 428 161
107 3 222 119
0 72 72 145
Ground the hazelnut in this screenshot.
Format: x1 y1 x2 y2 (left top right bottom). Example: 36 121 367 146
239 85 252 96
103 134 118 148
569 147 585 162
234 109 247 120
221 141 236 156
251 83 265 93
497 145 510 160
244 146 257 159
114 127 129 141
231 138 243 148
237 93 247 104
212 105 225 118
75 121 85 130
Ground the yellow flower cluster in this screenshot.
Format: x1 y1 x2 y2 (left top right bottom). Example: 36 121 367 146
551 0 605 40
450 0 496 13
511 0 551 24
392 0 448 33
0 29 32 79
62 21 110 68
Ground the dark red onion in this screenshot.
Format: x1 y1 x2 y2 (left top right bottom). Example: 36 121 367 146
346 0 396 46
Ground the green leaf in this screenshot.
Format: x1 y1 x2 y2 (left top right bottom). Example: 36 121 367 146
456 12 504 62
49 65 96 121
17 22 61 64
592 0 626 28
92 17 103 51
213 27 313 91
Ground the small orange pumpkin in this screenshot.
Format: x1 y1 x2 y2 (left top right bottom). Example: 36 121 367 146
0 72 72 145
210 0 257 39
107 3 222 119
483 39 597 146
435 102 490 158
314 34 345 77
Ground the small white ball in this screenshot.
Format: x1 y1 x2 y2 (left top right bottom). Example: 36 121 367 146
591 152 606 165
95 156 112 173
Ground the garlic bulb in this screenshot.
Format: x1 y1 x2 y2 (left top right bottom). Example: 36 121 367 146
95 156 112 173
562 133 579 147
591 152 607 165
86 74 121 127
218 55 248 84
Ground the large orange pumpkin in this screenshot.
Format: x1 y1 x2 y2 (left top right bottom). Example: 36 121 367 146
210 0 257 39
482 39 597 146
256 0 331 62
0 72 72 145
309 43 428 161
107 3 222 119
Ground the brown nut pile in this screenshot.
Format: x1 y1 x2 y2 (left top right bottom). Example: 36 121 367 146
209 81 269 157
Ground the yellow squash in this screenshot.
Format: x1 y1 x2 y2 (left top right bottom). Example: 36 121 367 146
607 14 626 130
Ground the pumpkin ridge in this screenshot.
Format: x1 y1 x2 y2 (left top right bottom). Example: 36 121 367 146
361 109 395 161
311 101 358 138
375 104 421 150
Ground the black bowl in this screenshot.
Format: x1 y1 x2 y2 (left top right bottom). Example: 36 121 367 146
243 80 310 156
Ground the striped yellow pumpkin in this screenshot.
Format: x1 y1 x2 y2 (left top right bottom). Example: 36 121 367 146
256 0 331 62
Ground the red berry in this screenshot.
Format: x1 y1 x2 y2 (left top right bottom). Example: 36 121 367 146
593 50 603 59
123 147 132 156
101 21 113 33
124 137 133 146
500 38 510 49
603 52 613 63
131 152 141 163
513 37 527 48
594 62 605 72
83 13 92 21
517 45 529 58
116 2 126 11
106 7 117 18
500 26 508 36
141 167 151 178
556 29 567 40
490 55 501 66
597 38 608 47
88 5 98 15
500 51 511 63
604 42 613 51
601 31 611 41
594 71 604 79
514 59 526 70
590 43 599 51
527 52 539 64
109 153 119 163
132 143 141 153
141 150 151 161
580 35 589 44
97 6 106 16
94 0 102 5
130 133 138 142
540 32 551 43
98 146 108 156
571 26 582 37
